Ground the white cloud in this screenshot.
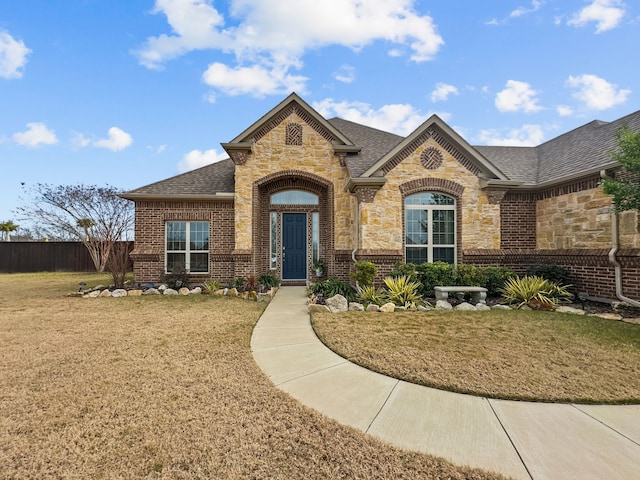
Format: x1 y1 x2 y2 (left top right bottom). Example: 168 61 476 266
556 105 574 116
202 62 307 97
0 30 31 79
135 0 444 96
495 80 543 113
333 65 355 84
477 124 545 146
568 0 626 33
178 148 227 172
566 74 630 110
312 98 428 136
13 122 58 147
510 0 544 18
93 127 133 151
431 83 458 102
71 131 91 148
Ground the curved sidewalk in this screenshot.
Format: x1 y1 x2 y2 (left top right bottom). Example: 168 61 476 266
251 287 640 480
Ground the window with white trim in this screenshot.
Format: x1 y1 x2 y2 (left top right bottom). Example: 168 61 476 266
405 193 456 264
166 221 209 273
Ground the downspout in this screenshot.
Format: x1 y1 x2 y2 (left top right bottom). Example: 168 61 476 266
603 170 640 307
352 199 359 264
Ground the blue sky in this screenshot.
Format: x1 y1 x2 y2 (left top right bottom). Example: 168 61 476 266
1 0 638 226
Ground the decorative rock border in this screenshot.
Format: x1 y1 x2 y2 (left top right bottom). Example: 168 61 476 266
69 284 278 303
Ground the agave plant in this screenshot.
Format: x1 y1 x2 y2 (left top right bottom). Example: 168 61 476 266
500 275 573 310
383 275 422 307
356 284 386 306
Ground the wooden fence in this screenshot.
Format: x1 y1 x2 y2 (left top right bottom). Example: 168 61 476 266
0 241 134 273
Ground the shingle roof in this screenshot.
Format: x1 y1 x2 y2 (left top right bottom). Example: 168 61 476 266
121 158 235 199
122 107 640 198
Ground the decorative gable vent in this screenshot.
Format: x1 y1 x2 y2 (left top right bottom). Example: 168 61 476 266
420 147 444 169
286 123 303 145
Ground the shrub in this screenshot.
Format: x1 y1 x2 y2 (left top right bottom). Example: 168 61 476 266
351 261 378 287
481 266 516 296
258 273 280 292
389 262 417 282
454 264 483 287
416 262 456 297
500 275 573 310
232 277 246 291
243 275 258 292
163 266 189 290
356 284 386 307
383 275 422 307
527 265 572 287
202 280 223 294
307 278 355 301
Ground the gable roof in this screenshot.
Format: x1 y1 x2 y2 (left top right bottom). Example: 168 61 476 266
122 93 640 200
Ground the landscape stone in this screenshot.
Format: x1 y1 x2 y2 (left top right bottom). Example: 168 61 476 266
491 304 512 310
476 303 491 311
590 312 622 320
308 304 331 313
417 305 434 312
111 289 127 298
455 302 477 311
556 306 585 315
379 302 396 313
178 287 190 295
257 293 272 303
349 302 364 311
214 289 225 296
326 294 349 313
366 304 380 312
190 287 202 295
99 289 112 297
84 290 101 298
163 288 178 295
143 288 160 295
127 289 143 296
435 300 453 310
227 288 239 297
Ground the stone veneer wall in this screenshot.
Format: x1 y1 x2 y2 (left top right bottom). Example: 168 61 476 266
130 200 234 283
358 136 501 254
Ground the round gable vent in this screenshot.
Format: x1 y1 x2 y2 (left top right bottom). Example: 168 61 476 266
420 147 444 170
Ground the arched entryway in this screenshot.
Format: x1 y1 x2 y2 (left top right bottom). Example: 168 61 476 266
253 171 334 284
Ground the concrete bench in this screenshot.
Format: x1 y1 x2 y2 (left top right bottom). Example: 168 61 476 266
434 286 488 305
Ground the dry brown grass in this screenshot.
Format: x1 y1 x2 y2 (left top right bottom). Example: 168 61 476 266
0 273 506 480
312 309 640 404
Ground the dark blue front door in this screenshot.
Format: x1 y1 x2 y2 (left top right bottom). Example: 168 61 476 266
282 213 307 280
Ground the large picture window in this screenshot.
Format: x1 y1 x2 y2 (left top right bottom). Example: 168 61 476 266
405 193 455 264
166 221 209 273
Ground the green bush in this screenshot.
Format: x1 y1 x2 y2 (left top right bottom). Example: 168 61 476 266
355 284 386 307
383 275 422 307
202 280 223 293
481 266 516 296
389 262 417 282
527 265 573 287
500 275 573 310
416 262 457 297
307 278 355 301
454 264 483 287
232 277 246 291
258 273 280 291
351 261 378 287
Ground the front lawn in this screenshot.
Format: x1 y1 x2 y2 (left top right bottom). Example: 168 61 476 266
312 309 640 403
0 273 504 480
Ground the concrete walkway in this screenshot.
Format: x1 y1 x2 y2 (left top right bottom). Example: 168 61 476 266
251 287 640 480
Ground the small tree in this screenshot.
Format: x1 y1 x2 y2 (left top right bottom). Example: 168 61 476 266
601 124 640 212
0 220 19 242
16 184 134 272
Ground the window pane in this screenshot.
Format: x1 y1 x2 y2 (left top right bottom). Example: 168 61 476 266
189 253 209 272
167 253 185 272
432 210 455 245
189 221 209 251
312 212 319 263
270 212 278 269
271 190 318 205
167 222 186 250
433 247 455 264
405 193 454 206
405 210 428 245
406 247 427 265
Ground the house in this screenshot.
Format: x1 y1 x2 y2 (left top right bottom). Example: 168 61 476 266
121 93 640 300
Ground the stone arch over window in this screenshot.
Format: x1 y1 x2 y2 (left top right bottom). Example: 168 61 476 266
400 178 464 264
286 123 303 145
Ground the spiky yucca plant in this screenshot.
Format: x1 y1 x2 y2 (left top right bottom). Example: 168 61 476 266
383 275 422 307
500 275 572 310
356 284 386 307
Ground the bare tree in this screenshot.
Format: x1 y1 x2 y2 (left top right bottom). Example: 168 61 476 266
16 184 134 272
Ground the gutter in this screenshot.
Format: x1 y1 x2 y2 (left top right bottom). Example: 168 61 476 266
602 170 640 307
